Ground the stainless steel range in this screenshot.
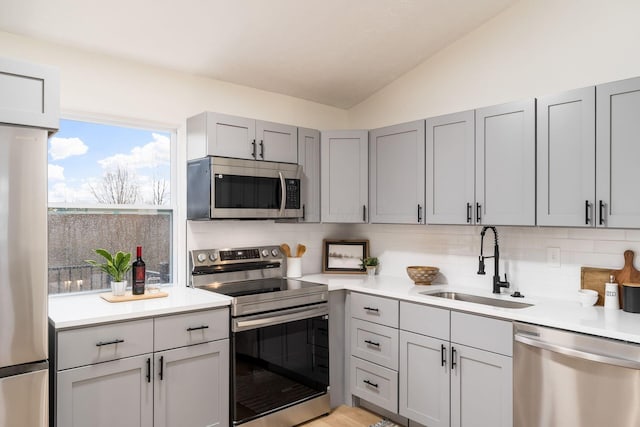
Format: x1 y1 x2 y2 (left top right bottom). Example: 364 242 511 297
190 245 330 427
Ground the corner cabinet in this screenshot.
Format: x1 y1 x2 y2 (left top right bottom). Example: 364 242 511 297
321 130 369 223
475 99 536 226
187 112 297 163
369 121 425 224
596 77 640 228
298 127 321 223
537 87 596 227
425 110 476 225
52 308 230 427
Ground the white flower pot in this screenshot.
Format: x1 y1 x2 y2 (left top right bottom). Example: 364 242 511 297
366 266 377 277
111 280 127 296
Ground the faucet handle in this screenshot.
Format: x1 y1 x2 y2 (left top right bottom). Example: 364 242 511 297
477 256 486 275
501 274 510 287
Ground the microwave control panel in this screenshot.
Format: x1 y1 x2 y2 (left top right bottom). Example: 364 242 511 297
285 179 300 209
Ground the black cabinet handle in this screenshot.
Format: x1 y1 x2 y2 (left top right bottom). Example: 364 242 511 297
363 205 367 222
363 379 378 388
476 203 482 223
585 200 591 225
417 204 422 223
466 203 472 223
251 139 257 158
441 344 446 367
302 204 306 220
96 339 124 347
599 200 605 225
186 325 209 332
364 339 380 347
363 306 379 312
451 346 457 369
159 355 164 381
146 358 151 383
259 140 264 159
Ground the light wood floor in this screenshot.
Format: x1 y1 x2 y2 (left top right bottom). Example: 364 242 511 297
299 405 382 427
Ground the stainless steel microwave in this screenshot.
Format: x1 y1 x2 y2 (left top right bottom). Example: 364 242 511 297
187 156 303 220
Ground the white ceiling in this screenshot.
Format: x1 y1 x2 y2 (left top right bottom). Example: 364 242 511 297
0 0 517 109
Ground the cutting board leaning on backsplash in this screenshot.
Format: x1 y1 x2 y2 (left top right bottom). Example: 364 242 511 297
581 250 640 306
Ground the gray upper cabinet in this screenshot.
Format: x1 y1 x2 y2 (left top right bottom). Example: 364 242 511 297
321 130 368 223
187 112 297 163
596 77 640 228
370 120 425 224
298 127 321 223
537 87 595 227
475 99 536 226
425 111 475 225
0 57 59 130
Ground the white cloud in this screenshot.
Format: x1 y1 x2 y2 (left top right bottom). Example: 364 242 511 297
48 179 98 204
98 133 170 171
48 164 65 181
49 137 89 160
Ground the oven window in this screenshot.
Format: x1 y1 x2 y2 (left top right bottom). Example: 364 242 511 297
233 315 329 424
214 175 281 209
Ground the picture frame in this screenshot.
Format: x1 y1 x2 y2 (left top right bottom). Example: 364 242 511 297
322 239 369 274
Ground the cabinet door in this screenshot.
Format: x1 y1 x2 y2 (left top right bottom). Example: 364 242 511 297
370 120 425 224
187 112 255 160
475 100 536 226
399 331 449 427
321 130 369 223
256 120 298 163
450 344 512 427
57 354 153 427
596 77 640 228
298 127 321 222
425 110 475 225
537 87 596 227
154 340 230 427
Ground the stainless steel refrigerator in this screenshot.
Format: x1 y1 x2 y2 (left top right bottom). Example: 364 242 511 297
0 124 49 426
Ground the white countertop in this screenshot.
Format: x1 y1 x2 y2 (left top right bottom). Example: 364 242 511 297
302 273 640 345
48 286 232 329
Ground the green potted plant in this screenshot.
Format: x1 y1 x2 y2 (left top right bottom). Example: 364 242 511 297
361 257 379 276
86 249 132 296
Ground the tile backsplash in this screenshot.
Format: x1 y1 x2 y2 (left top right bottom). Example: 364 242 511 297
187 221 640 301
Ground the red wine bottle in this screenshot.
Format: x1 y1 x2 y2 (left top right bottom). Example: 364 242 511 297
132 246 146 295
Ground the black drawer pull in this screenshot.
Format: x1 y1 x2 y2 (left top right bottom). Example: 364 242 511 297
599 200 605 225
363 379 378 388
441 344 446 367
363 306 379 312
96 339 124 347
187 325 209 332
364 339 380 347
585 200 591 225
259 140 264 159
251 139 257 158
146 358 151 383
417 204 422 223
451 346 457 369
159 355 164 381
476 202 482 223
466 203 472 223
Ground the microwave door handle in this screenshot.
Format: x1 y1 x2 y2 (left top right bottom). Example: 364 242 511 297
278 171 286 216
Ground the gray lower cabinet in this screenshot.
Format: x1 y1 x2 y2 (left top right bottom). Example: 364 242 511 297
475 99 536 226
52 308 229 427
425 110 476 225
369 120 425 224
537 87 596 227
298 127 321 222
321 130 369 223
596 76 640 228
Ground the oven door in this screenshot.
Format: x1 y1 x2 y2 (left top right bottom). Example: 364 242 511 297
212 157 302 219
231 304 329 426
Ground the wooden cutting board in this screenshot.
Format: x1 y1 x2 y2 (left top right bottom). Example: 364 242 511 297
100 290 168 303
581 250 640 306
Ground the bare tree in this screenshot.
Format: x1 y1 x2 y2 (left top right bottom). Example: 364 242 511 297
89 166 139 204
150 175 169 205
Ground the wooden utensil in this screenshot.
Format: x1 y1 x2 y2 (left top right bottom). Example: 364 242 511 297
296 244 306 258
612 250 640 306
580 267 613 306
280 243 292 257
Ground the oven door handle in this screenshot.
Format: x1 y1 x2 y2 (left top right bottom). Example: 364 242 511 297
233 304 328 332
278 171 286 217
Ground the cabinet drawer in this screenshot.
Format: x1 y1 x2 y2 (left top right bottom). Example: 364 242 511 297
351 293 399 327
57 319 153 370
400 301 450 340
351 318 399 370
350 356 398 413
154 309 229 352
451 312 512 356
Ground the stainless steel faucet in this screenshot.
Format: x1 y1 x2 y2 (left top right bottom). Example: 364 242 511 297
477 226 510 294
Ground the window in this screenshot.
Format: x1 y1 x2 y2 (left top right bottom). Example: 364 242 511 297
47 118 175 294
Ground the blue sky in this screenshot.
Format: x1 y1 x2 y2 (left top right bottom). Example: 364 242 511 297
48 119 171 204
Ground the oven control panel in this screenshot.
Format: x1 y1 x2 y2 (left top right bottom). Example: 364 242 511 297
190 245 283 268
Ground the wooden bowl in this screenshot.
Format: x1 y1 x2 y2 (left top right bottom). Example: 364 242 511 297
406 266 439 285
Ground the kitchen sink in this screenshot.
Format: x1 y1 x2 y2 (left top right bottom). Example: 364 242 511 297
420 291 533 309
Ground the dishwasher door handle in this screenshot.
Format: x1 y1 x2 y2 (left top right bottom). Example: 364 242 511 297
515 333 640 370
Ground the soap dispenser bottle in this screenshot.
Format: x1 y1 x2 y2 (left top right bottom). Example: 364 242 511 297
604 275 620 309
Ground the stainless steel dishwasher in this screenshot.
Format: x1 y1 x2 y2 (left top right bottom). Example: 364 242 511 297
514 322 640 427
